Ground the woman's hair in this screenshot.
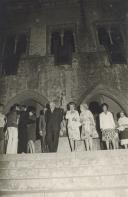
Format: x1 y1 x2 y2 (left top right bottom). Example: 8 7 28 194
101 103 109 110
81 103 89 110
69 102 76 107
67 102 76 110
10 105 16 112
120 111 127 117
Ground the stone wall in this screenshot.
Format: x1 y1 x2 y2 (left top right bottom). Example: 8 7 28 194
0 0 128 112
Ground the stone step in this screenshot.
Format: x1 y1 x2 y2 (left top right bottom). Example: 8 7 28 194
0 174 128 192
0 150 128 196
58 138 101 152
0 150 128 169
0 164 128 179
0 149 127 161
1 188 128 197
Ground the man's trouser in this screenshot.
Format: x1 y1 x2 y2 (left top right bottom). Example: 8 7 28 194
47 130 59 152
6 127 18 154
0 127 4 154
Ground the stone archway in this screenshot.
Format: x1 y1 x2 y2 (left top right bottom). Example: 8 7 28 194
78 84 128 115
4 90 49 113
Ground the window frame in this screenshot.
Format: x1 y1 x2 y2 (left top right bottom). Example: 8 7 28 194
0 28 31 76
94 21 127 64
46 23 78 58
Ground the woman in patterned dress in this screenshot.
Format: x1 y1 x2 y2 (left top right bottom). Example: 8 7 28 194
66 102 81 151
80 103 98 151
99 103 116 150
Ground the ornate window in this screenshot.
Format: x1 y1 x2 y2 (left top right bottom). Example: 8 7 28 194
96 23 126 64
47 24 77 66
0 31 30 75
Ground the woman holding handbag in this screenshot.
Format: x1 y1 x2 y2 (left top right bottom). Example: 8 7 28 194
80 103 98 151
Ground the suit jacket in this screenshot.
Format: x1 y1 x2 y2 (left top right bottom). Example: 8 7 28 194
45 108 63 132
39 114 46 132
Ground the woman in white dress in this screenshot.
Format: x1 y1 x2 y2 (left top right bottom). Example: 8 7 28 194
66 102 81 151
118 111 128 149
80 104 98 151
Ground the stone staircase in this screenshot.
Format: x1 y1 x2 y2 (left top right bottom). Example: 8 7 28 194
0 150 128 197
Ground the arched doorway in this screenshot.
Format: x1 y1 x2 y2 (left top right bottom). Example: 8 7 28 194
79 84 128 115
4 90 48 114
4 90 49 153
79 84 128 150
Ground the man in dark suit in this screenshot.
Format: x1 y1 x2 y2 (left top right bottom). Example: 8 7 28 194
18 105 28 153
45 101 63 152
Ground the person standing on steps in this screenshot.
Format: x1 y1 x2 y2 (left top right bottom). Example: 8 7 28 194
27 108 37 153
45 101 63 152
6 105 19 154
18 105 28 153
39 109 46 152
66 102 81 151
80 103 98 151
118 111 128 149
0 104 6 154
99 103 116 150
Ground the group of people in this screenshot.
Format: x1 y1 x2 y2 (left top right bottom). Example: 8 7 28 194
100 103 128 150
0 104 37 154
66 103 98 151
0 102 64 154
0 100 128 154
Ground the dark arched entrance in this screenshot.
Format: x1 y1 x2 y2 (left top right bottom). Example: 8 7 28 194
79 84 128 150
4 90 49 153
4 90 48 114
79 84 128 115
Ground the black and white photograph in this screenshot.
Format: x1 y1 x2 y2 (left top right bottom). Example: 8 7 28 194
0 0 128 196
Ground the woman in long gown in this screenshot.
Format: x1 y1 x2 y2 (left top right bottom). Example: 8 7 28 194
118 111 128 149
80 103 98 151
66 102 81 151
